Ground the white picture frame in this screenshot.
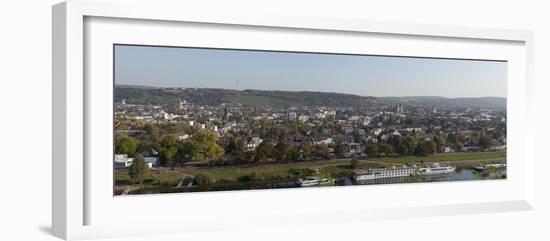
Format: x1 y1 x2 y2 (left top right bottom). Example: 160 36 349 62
52 0 535 240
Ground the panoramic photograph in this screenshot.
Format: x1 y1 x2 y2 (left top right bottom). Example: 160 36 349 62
113 45 507 195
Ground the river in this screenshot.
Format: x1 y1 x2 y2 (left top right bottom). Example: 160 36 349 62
127 167 506 195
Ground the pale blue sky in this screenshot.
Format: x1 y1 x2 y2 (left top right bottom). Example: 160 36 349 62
114 45 507 98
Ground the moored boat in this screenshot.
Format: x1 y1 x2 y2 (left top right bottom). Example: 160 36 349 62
417 163 456 175
473 163 506 172
352 163 456 181
352 165 417 181
297 176 320 187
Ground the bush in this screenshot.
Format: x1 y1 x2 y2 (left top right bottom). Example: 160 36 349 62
249 172 265 181
238 172 265 182
350 159 359 169
288 168 315 177
218 178 233 183
194 173 214 185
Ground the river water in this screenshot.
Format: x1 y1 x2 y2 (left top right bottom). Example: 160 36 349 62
128 168 506 195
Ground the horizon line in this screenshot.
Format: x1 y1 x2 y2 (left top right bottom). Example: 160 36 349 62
115 84 506 99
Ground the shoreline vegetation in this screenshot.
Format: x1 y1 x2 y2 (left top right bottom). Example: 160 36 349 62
115 151 506 195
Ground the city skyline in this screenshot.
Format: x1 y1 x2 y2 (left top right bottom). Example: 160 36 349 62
115 45 507 98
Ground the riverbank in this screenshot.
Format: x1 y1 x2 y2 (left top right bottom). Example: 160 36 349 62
115 151 506 194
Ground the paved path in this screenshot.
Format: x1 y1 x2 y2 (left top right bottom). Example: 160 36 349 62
165 154 506 172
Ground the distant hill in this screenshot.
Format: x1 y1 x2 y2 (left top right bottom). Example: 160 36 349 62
377 96 506 111
115 85 505 110
115 84 160 89
115 86 375 108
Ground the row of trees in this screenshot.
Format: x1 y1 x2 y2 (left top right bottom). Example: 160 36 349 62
116 124 498 169
116 130 225 167
366 140 436 157
229 140 332 164
116 133 439 170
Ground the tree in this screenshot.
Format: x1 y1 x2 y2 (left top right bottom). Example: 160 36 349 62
158 135 179 167
377 143 392 156
234 139 245 154
456 141 464 152
334 144 348 158
366 144 378 157
128 155 150 185
406 138 418 155
274 139 293 161
426 140 436 154
289 146 302 162
447 133 457 144
426 140 436 155
143 123 161 140
478 131 491 149
389 135 403 148
302 143 314 160
314 144 330 159
231 138 246 162
396 144 409 156
115 136 140 157
457 134 466 144
415 140 436 156
241 150 256 164
223 137 236 154
185 130 224 162
433 135 446 150
255 141 274 163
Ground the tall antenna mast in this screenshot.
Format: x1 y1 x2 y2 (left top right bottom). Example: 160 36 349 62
236 80 239 90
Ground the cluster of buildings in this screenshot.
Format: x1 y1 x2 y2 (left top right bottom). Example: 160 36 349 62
114 154 160 169
115 96 506 163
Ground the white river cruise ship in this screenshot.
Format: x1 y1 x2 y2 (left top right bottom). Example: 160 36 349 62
352 163 456 181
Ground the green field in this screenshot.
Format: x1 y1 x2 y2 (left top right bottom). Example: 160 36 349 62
366 151 506 164
115 151 506 189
